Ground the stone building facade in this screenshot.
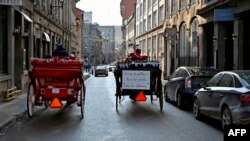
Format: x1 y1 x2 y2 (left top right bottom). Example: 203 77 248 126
123 0 250 79
0 0 81 95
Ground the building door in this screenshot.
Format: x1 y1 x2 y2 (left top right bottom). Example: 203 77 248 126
224 22 234 70
243 12 250 69
203 23 214 67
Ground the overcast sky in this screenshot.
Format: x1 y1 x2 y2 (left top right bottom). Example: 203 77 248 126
76 0 122 26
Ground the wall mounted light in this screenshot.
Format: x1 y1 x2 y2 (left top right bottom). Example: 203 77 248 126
232 34 237 40
23 29 29 37
75 17 80 25
128 39 134 46
213 36 217 42
13 25 21 34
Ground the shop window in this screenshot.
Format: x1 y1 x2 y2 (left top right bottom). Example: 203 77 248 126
0 7 7 74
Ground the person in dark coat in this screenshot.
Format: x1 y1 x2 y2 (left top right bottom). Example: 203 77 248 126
52 43 69 57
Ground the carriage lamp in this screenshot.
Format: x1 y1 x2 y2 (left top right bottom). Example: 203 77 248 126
13 25 21 34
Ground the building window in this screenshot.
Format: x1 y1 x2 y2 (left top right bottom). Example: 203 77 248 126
143 19 146 32
191 0 196 4
180 0 188 10
140 3 143 17
172 0 179 14
143 0 146 15
153 11 157 27
190 19 199 66
153 0 157 6
0 7 7 74
152 36 156 60
147 37 152 57
148 0 152 10
148 15 152 30
159 5 164 24
166 0 171 17
204 0 213 3
179 23 188 66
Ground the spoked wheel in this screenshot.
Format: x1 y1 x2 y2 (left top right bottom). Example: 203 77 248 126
159 92 163 111
78 82 85 119
116 94 119 111
27 83 35 118
150 95 153 103
44 101 49 108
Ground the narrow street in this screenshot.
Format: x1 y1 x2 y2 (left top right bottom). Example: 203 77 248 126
0 72 223 141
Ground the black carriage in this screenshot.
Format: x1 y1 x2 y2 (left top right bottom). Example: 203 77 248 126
114 61 163 111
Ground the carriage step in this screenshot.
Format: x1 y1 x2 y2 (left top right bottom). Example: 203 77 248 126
2 87 22 101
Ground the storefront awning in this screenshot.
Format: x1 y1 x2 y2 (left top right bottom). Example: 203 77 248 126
20 12 33 22
43 32 50 42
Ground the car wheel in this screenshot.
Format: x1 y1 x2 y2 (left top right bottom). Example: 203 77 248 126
193 99 201 119
222 107 233 130
177 92 184 109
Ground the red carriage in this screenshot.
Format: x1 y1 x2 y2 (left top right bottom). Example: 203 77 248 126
27 57 86 118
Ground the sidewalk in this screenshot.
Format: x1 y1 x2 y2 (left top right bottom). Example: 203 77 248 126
0 74 91 131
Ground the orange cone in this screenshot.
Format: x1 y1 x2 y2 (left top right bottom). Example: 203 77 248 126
50 98 63 108
135 91 147 102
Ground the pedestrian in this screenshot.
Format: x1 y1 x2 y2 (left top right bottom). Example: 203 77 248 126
131 48 147 61
52 43 69 57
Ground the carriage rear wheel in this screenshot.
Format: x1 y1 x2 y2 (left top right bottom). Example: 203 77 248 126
159 92 163 111
44 101 49 108
78 82 85 119
116 94 119 111
27 83 35 118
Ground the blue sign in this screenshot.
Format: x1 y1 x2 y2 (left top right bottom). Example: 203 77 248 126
214 9 235 21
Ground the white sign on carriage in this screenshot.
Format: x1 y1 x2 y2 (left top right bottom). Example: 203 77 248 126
122 70 150 90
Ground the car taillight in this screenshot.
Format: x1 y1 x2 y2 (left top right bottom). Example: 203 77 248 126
185 77 191 88
240 93 250 102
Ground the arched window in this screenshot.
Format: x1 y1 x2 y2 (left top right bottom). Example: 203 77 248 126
190 18 199 66
179 23 187 66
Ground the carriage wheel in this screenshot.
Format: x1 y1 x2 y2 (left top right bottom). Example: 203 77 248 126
159 92 163 111
44 101 49 108
116 94 119 111
27 83 35 118
78 82 85 119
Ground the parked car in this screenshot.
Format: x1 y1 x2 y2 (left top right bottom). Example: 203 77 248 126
193 70 250 129
164 66 219 108
108 65 116 72
94 65 109 77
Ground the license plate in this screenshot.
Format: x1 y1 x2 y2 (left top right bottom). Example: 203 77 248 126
52 88 60 94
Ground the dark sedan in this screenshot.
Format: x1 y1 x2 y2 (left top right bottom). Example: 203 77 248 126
193 70 250 129
94 65 108 77
164 66 219 109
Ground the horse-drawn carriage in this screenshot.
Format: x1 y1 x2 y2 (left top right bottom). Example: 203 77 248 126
27 57 86 118
114 60 163 111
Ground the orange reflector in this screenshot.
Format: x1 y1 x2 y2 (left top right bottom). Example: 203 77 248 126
50 98 62 108
135 91 147 101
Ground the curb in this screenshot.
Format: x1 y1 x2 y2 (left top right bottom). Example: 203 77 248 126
0 110 27 132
